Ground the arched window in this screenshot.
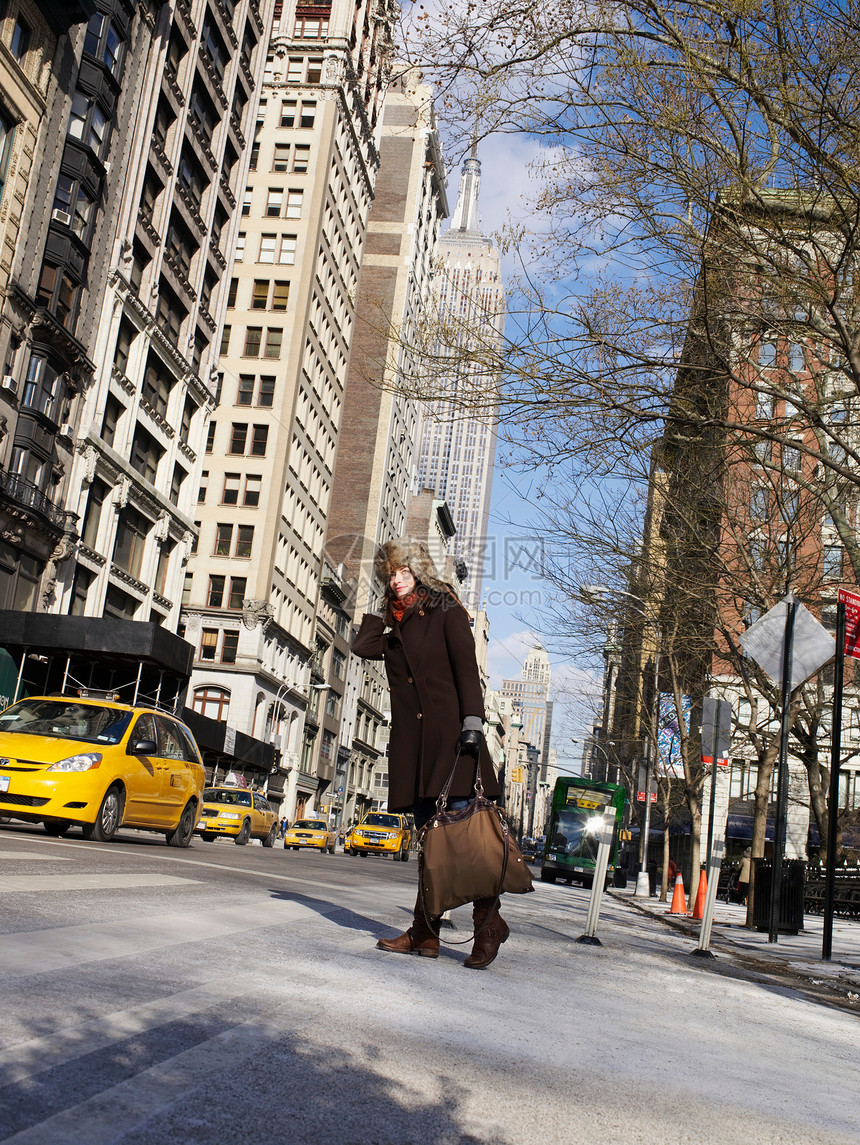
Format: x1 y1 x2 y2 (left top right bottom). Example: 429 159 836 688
192 686 231 722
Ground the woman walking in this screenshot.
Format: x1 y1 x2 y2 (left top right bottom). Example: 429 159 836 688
353 538 507 969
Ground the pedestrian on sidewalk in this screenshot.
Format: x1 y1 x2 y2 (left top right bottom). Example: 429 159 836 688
353 538 506 969
737 847 751 904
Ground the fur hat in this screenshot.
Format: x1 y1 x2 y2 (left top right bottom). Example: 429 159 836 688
374 538 450 595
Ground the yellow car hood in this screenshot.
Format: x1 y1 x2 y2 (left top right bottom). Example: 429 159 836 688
0 732 104 766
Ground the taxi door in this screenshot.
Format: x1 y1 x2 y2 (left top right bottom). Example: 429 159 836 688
154 716 195 824
123 714 167 825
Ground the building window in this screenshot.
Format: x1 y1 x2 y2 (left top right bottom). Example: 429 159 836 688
170 463 186 504
273 143 290 171
264 328 282 358
242 188 252 216
244 326 262 356
285 190 303 218
235 525 254 558
306 57 323 83
206 422 216 453
182 572 193 606
222 472 240 503
214 524 233 556
279 235 297 264
192 686 231 721
229 423 248 453
228 577 246 609
295 16 328 38
271 282 289 310
79 478 109 550
220 325 231 356
0 111 15 207
265 188 283 216
142 356 175 418
52 174 95 242
299 101 316 128
104 585 138 620
113 506 151 578
35 263 79 329
823 544 843 581
200 629 218 660
222 631 239 663
83 11 124 76
237 375 254 405
130 427 164 484
155 540 174 596
208 575 225 606
67 92 110 158
259 234 276 263
258 376 275 407
280 99 296 127
251 280 268 309
10 16 32 61
250 424 268 455
198 470 208 503
21 355 61 420
101 394 123 447
292 144 310 173
244 474 262 506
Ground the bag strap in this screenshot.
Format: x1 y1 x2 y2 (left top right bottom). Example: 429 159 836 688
436 747 483 813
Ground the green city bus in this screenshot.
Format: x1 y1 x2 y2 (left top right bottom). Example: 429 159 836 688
540 777 628 886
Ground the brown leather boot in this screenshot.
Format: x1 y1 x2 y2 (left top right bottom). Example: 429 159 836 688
377 893 441 958
464 897 509 969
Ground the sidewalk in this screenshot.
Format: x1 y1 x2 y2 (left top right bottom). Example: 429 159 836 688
610 886 860 1003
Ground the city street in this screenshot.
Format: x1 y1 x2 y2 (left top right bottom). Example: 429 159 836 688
0 823 858 1145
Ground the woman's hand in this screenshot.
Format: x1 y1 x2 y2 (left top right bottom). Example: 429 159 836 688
457 729 483 755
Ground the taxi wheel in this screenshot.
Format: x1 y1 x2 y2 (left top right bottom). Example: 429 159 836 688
235 819 252 845
399 847 410 862
83 785 123 843
166 801 196 848
262 825 277 848
43 820 72 837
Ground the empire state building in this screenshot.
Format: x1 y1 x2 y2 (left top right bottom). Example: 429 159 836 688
417 143 506 611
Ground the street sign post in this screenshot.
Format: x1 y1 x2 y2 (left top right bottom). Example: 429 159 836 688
823 589 860 959
702 696 732 869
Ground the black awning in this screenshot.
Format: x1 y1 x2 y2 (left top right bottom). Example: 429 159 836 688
0 611 194 675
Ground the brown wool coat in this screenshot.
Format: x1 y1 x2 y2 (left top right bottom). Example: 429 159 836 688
353 589 500 813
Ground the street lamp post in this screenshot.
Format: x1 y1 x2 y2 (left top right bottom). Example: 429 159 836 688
582 585 661 899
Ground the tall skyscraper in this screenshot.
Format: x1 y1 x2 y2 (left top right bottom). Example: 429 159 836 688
501 643 552 781
416 142 505 611
184 0 398 814
1 1 269 720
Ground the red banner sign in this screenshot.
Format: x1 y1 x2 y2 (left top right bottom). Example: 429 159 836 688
838 587 860 660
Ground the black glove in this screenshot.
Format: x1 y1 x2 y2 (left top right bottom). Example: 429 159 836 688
457 729 483 755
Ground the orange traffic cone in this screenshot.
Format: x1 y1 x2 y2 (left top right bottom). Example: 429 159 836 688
668 873 686 914
691 870 707 919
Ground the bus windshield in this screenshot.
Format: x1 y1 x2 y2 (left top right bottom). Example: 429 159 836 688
541 777 628 885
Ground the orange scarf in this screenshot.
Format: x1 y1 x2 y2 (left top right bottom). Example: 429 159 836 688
391 590 418 624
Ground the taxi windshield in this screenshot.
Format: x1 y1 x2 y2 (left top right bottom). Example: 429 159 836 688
0 700 134 745
294 820 325 830
363 813 400 828
204 789 253 807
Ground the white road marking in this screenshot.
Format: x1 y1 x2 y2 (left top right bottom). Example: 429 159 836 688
0 897 329 977
0 873 199 893
0 849 72 861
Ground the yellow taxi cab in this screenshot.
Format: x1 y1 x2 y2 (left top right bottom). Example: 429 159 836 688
346 811 412 861
197 786 278 846
283 817 336 852
0 694 205 846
